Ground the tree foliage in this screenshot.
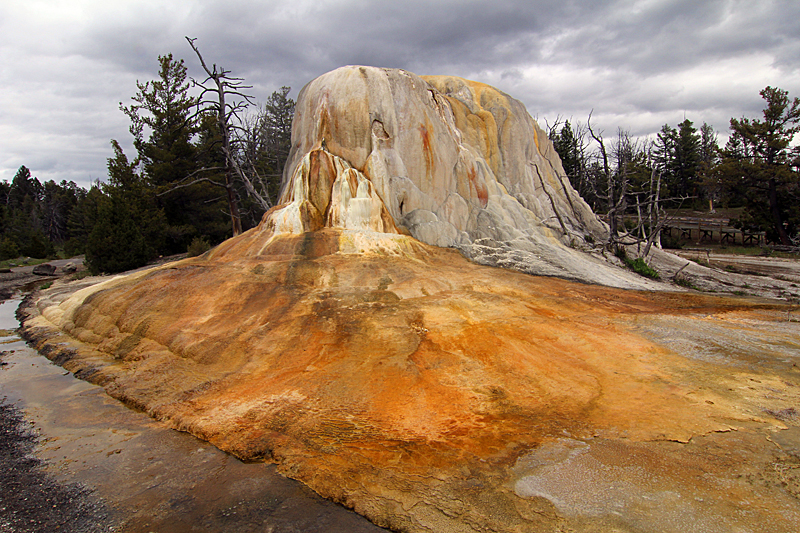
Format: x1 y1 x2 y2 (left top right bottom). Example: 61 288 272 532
719 87 800 245
84 141 168 274
2 46 297 271
0 165 80 260
80 46 297 272
119 53 230 252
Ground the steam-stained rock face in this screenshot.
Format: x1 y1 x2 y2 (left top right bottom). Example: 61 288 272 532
268 66 645 287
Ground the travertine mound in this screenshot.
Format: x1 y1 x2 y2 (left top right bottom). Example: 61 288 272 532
17 68 800 532
267 66 653 288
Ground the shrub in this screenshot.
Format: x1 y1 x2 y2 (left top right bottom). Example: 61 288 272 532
64 237 84 258
660 234 683 249
187 236 211 257
0 238 19 261
675 276 698 290
21 231 54 259
85 198 151 274
616 247 660 279
627 257 660 279
69 270 93 281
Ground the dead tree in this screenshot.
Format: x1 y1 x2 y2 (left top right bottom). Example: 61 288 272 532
642 148 664 257
588 115 628 239
184 36 273 236
588 117 682 261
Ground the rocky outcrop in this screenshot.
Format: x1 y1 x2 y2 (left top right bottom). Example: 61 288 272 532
243 66 657 289
32 263 56 276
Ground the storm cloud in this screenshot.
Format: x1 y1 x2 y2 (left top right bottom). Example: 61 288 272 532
1 0 798 188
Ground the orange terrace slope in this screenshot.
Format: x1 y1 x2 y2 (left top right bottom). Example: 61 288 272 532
20 227 800 532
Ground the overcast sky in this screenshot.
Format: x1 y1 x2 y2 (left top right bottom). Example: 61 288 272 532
1 0 798 189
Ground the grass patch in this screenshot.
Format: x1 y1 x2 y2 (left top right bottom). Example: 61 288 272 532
713 246 797 258
616 247 660 279
0 257 51 269
717 246 771 257
675 277 699 290
39 281 52 290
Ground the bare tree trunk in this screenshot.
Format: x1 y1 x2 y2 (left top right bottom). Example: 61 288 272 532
187 37 244 236
186 36 280 235
533 162 569 235
653 168 663 249
769 176 791 245
643 165 663 257
636 194 644 240
220 170 240 236
588 116 616 237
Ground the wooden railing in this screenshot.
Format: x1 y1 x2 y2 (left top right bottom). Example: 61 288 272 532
661 216 765 246
599 214 767 245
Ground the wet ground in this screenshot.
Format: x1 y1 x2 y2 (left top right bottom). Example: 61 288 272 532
0 258 85 298
0 296 388 533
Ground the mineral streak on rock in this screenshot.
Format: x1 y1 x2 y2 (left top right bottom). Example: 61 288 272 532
17 67 800 532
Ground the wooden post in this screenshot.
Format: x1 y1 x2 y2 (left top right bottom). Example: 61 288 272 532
697 218 701 245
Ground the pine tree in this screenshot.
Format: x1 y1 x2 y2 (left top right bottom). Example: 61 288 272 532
85 195 150 274
120 54 228 252
697 123 720 211
675 119 701 200
550 120 594 209
65 186 104 257
4 166 54 258
84 142 168 274
652 120 702 206
723 86 800 245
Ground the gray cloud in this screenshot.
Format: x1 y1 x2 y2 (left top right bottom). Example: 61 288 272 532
1 0 798 188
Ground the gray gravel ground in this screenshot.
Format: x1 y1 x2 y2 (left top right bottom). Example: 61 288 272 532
0 390 114 533
0 259 110 532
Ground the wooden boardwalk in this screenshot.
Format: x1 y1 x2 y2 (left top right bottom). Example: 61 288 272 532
662 216 765 246
600 214 767 245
